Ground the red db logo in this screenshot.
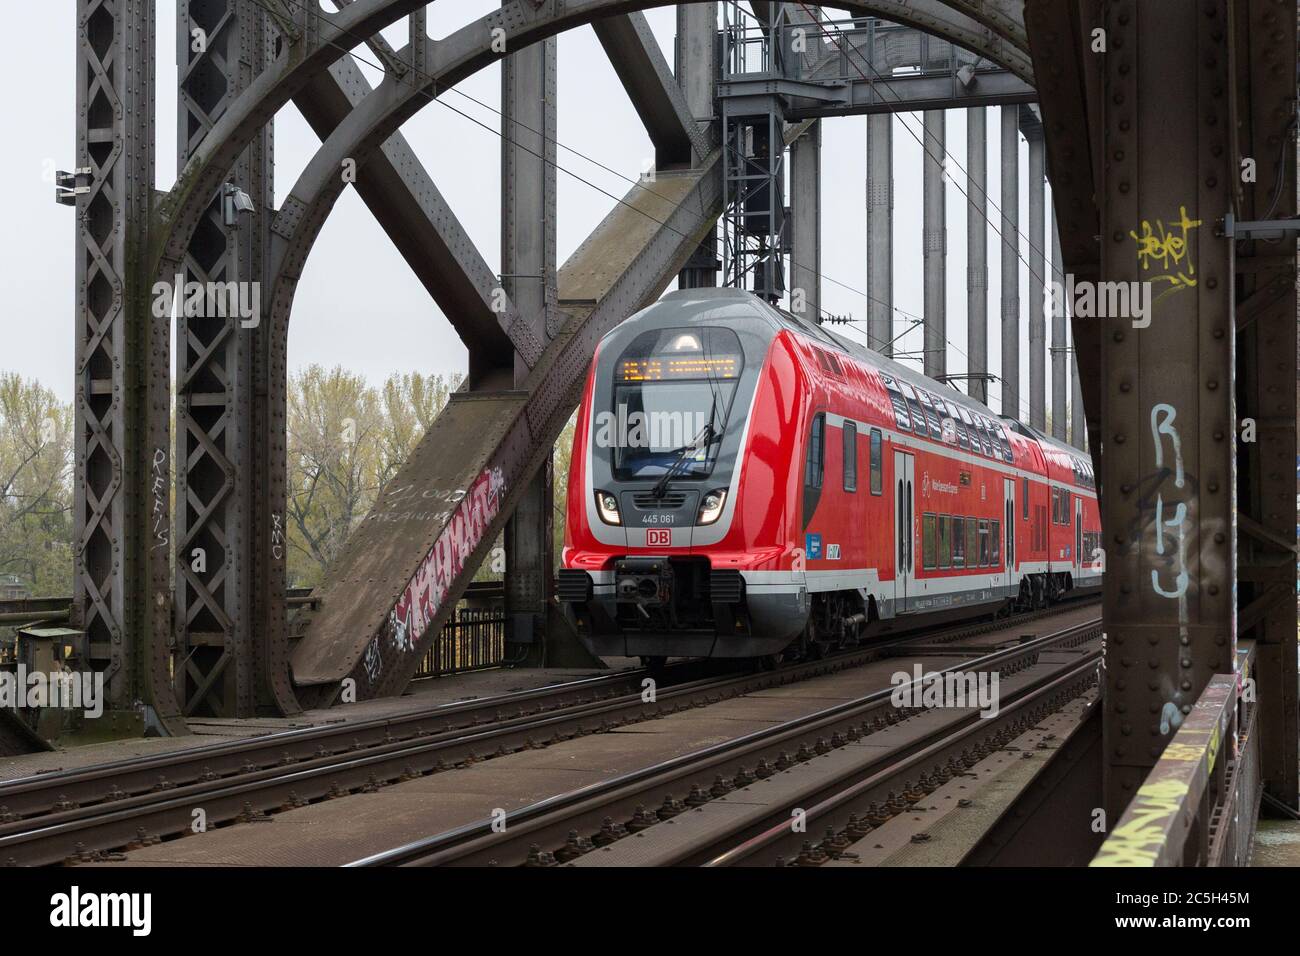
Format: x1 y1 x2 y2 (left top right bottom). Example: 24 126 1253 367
646 529 671 547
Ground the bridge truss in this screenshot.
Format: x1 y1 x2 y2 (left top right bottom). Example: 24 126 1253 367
68 0 1298 849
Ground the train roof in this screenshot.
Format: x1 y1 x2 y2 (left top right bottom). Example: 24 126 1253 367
637 289 1093 471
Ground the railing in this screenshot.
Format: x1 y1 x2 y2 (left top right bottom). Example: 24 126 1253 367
3 581 509 681
412 605 506 680
1091 644 1261 866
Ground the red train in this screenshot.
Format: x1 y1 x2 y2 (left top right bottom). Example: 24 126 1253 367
559 288 1101 664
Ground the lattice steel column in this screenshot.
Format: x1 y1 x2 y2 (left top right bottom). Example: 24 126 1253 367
72 0 182 731
967 106 988 402
922 110 946 381
502 32 558 665
1051 212 1069 441
173 0 281 716
866 113 893 355
999 105 1020 420
1099 0 1236 821
1026 115 1046 432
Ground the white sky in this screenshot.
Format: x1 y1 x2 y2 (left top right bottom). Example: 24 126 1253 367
0 3 1064 425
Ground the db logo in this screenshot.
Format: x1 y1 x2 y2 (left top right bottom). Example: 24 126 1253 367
646 529 671 547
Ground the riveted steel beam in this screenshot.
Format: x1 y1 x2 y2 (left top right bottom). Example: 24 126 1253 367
967 106 989 402
1096 0 1237 821
173 0 296 719
866 112 893 354
922 109 947 380
289 161 723 699
593 12 711 165
1231 0 1298 811
139 0 1033 709
72 0 184 733
501 24 558 665
1023 0 1101 461
999 104 1019 420
151 1 1032 312
292 58 521 378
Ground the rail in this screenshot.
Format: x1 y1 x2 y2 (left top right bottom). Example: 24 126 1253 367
1091 644 1260 867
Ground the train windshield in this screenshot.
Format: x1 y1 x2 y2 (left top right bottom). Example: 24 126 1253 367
608 327 744 481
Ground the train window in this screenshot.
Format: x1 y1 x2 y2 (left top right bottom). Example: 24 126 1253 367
869 429 883 495
1063 489 1071 524
805 414 825 489
1022 478 1030 519
954 416 970 450
611 326 743 481
917 391 942 441
978 519 991 567
952 517 965 567
881 375 912 431
979 419 995 457
998 425 1014 463
922 514 937 570
900 382 927 436
843 421 858 493
991 519 1001 566
965 518 979 568
938 516 952 569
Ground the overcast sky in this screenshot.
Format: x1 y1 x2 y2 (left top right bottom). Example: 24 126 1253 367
1 2 1062 423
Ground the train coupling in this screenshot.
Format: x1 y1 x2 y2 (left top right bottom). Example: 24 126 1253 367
614 558 673 611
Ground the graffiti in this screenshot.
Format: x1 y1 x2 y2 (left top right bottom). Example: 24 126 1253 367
271 512 285 561
363 637 382 684
1148 403 1191 734
386 467 506 656
150 448 168 550
1091 777 1190 867
1130 205 1203 304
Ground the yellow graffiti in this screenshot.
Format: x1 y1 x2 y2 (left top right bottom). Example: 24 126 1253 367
1160 743 1204 762
1091 778 1191 867
1130 205 1203 303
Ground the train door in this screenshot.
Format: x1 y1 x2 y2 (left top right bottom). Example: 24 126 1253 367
893 451 915 613
1003 477 1016 589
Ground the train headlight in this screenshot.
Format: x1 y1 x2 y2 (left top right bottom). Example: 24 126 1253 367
595 490 622 525
698 489 727 525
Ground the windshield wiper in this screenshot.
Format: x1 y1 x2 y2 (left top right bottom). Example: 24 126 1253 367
650 396 719 500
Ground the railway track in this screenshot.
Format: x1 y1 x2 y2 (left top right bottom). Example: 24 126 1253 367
0 597 1097 867
350 613 1101 867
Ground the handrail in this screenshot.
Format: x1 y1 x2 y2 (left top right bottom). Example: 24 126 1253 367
1091 672 1241 867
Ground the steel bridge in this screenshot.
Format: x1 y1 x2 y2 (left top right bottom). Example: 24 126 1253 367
52 0 1299 864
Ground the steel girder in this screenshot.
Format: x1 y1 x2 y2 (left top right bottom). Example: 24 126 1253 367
289 163 723 698
73 0 184 732
292 57 523 380
1095 0 1238 819
593 13 712 165
1231 0 1298 810
173 0 293 718
151 0 1032 298
1023 0 1102 463
131 0 1032 710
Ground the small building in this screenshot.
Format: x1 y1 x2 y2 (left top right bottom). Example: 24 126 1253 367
0 574 29 601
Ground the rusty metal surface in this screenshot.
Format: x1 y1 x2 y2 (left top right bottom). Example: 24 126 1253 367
1095 0 1238 819
1091 673 1237 866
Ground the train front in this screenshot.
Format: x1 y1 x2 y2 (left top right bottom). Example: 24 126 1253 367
559 289 808 662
